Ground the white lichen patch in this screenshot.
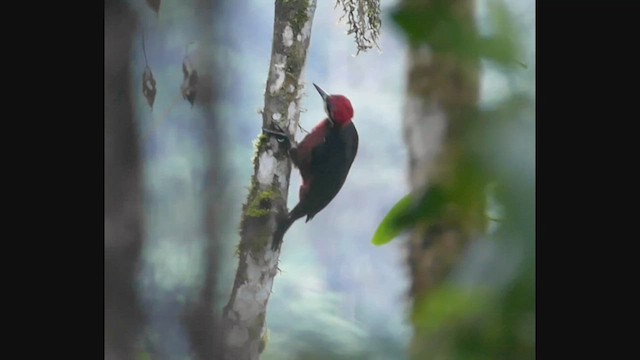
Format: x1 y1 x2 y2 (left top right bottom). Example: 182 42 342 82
231 250 279 325
288 84 295 93
255 278 272 304
263 247 275 263
297 34 302 42
296 80 306 100
272 112 282 121
287 102 297 121
282 25 294 47
227 310 239 322
287 101 298 133
227 325 249 347
246 256 262 282
275 160 292 194
269 54 287 94
300 19 312 42
257 151 276 185
234 282 262 323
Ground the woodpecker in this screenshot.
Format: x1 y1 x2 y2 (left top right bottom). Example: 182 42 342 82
266 83 358 250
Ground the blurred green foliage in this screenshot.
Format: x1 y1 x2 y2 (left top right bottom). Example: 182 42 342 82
374 0 535 359
372 188 446 246
372 154 488 247
371 194 413 246
129 0 533 358
393 0 525 68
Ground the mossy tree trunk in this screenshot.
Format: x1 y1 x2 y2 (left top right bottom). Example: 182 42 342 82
400 0 482 356
222 1 317 359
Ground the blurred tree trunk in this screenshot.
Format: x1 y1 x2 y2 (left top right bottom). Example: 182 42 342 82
104 0 143 358
182 1 225 359
106 1 226 359
222 1 317 359
399 0 482 356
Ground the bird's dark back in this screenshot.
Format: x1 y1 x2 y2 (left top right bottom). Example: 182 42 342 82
299 122 358 221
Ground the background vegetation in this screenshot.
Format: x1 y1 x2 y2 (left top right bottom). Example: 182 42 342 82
105 0 534 358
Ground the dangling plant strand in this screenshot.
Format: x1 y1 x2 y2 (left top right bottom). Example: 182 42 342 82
141 29 157 109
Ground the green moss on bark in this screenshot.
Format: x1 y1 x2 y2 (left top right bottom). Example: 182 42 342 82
288 1 310 35
246 190 277 218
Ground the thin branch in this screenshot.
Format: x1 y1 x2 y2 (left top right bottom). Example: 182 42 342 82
142 28 149 68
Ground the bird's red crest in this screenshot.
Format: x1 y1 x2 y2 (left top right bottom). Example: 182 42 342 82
329 95 354 126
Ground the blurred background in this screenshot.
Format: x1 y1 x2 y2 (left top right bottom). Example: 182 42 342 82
105 0 534 359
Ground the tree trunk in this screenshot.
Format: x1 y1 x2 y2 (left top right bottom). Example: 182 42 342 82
400 0 481 356
104 0 143 358
222 1 317 359
106 1 227 358
182 1 225 359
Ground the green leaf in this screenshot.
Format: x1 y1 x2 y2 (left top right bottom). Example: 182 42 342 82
411 185 448 223
371 186 448 246
478 0 525 68
391 0 526 68
371 194 414 246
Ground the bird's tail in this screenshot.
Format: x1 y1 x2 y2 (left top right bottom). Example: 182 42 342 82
272 216 293 251
271 205 305 251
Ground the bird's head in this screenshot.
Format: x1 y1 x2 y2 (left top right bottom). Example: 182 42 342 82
313 83 354 127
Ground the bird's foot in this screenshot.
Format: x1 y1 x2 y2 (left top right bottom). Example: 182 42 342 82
262 127 287 138
262 125 292 145
297 123 309 135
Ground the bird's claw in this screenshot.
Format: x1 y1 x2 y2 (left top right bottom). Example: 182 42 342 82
262 125 290 144
297 123 309 135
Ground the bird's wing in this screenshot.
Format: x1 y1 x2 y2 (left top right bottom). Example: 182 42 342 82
300 122 357 221
295 119 332 171
341 122 359 171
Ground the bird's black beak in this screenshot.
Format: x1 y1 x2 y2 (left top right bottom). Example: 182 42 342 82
313 83 329 102
313 83 335 126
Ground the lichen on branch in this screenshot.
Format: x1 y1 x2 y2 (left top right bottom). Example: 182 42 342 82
335 0 382 54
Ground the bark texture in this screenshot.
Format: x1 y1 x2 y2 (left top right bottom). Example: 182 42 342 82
405 46 480 296
222 1 318 359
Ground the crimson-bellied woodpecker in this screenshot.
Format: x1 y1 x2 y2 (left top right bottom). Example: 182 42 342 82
264 83 358 250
